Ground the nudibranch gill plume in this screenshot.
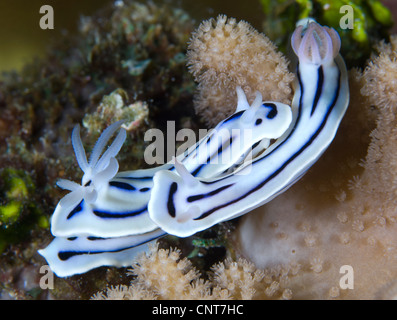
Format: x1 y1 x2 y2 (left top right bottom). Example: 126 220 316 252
39 20 349 277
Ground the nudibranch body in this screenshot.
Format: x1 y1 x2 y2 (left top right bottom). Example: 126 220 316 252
148 21 349 237
39 20 349 277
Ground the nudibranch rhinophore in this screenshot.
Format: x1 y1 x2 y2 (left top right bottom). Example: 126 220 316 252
39 20 349 277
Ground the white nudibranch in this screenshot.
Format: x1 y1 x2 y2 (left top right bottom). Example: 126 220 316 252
39 20 349 277
148 20 349 236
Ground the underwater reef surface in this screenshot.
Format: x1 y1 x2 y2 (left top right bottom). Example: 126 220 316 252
1 0 396 299
0 0 199 299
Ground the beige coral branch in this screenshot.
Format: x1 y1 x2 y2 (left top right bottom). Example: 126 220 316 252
91 242 293 300
186 15 294 127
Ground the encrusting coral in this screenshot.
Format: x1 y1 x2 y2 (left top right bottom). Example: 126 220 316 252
234 35 397 299
82 89 150 165
186 15 294 127
82 89 149 136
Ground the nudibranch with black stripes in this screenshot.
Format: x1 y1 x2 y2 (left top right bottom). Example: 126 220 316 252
39 20 349 277
148 20 349 237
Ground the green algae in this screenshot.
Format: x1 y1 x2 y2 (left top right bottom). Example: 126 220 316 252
0 168 47 253
0 168 34 225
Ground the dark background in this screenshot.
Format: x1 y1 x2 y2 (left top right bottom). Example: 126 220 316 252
0 0 267 73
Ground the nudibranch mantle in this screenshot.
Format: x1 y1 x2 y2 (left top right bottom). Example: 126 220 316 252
39 20 349 277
